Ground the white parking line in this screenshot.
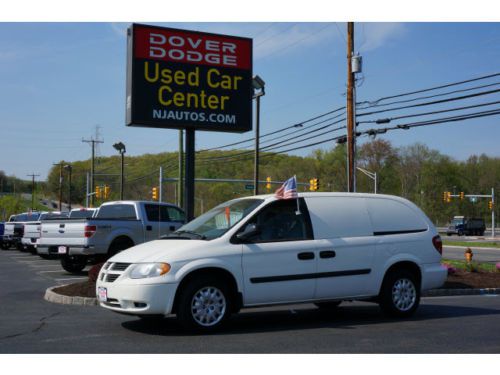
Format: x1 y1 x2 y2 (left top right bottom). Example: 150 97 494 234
38 270 65 274
56 277 87 282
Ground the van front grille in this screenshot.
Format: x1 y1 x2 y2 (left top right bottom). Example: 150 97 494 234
106 274 120 282
111 262 131 271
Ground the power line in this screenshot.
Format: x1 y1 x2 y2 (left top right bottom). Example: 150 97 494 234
357 81 500 110
358 100 500 124
357 88 500 118
358 72 500 106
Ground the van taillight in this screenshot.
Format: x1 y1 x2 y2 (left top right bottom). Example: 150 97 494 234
432 235 443 255
84 225 97 238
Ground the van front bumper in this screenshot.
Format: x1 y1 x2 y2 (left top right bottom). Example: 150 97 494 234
96 280 177 316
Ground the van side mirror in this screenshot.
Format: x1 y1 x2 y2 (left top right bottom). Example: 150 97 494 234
236 223 261 243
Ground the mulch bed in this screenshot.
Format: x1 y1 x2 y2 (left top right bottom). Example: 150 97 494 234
443 270 500 289
53 281 97 298
51 270 500 299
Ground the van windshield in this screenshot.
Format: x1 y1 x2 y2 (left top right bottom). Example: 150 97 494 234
167 198 263 240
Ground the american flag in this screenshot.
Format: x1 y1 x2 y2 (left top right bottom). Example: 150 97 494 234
275 176 298 199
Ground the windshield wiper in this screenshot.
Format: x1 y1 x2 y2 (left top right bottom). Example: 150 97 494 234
164 230 207 240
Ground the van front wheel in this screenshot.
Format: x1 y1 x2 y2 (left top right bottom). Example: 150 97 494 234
379 269 420 318
176 277 231 332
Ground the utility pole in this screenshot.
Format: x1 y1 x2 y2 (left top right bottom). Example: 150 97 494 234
52 163 63 211
346 22 356 193
178 130 184 208
64 165 72 211
492 187 495 238
26 173 40 210
82 137 103 207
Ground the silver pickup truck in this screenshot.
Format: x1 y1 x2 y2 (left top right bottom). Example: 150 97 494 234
37 201 185 273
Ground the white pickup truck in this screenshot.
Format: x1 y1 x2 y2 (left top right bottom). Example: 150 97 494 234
21 211 69 254
38 201 185 273
2 212 42 250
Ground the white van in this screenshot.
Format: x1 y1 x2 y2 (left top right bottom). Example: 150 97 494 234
96 193 446 331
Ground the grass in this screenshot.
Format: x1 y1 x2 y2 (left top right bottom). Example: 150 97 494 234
442 258 498 272
442 240 500 248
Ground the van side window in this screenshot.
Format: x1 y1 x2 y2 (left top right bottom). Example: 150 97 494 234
244 199 313 243
366 198 428 234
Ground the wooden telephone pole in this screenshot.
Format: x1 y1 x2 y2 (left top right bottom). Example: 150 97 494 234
346 22 356 192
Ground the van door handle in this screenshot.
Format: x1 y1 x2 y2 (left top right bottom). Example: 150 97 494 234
146 225 152 231
169 225 175 232
297 252 315 260
320 250 336 259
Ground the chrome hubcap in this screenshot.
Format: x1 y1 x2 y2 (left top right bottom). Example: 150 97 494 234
392 278 416 311
191 286 226 327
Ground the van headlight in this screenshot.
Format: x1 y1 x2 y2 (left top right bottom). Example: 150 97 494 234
129 263 171 279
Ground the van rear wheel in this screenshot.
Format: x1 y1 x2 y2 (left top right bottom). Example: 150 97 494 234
379 269 420 318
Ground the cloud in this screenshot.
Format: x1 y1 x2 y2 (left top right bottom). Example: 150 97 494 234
357 22 407 52
109 22 128 37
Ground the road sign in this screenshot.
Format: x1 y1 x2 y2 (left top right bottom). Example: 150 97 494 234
245 184 254 190
470 197 478 203
126 24 253 133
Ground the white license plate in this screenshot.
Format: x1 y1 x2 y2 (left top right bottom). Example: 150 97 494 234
58 246 67 254
98 287 107 302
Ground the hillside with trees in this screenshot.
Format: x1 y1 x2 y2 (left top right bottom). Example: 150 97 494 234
36 139 500 226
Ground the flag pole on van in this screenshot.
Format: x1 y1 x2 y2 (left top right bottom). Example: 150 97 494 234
275 175 301 215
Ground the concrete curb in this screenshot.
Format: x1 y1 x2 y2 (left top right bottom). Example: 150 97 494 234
423 288 500 297
43 284 500 307
44 285 98 306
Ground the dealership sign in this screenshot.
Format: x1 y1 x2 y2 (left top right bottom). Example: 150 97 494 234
126 24 253 133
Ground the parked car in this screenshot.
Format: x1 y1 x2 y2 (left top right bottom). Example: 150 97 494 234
96 193 446 331
38 201 185 273
2 212 41 250
0 221 4 249
21 211 69 254
446 216 485 236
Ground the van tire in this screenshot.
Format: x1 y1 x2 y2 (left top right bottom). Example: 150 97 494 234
176 277 232 332
379 269 420 318
60 255 87 273
314 301 342 310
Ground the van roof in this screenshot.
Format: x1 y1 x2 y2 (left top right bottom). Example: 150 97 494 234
254 192 401 200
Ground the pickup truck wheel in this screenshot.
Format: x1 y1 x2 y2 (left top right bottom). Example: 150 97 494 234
60 255 87 273
379 269 420 318
108 237 134 258
177 277 231 332
314 301 342 310
458 230 464 236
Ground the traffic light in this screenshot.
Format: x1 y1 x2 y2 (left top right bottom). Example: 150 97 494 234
446 191 451 203
443 191 447 202
489 200 493 210
104 185 110 199
95 186 101 199
152 186 158 200
266 177 271 190
460 191 464 200
309 178 318 191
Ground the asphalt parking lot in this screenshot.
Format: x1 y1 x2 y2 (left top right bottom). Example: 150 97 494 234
1 248 500 354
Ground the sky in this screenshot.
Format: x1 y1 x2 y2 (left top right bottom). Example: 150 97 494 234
1 10 500 180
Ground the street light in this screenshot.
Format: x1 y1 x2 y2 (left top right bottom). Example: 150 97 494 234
113 142 126 200
356 167 377 194
252 75 265 196
64 164 72 211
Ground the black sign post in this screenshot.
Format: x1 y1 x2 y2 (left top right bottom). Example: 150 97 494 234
126 24 253 220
